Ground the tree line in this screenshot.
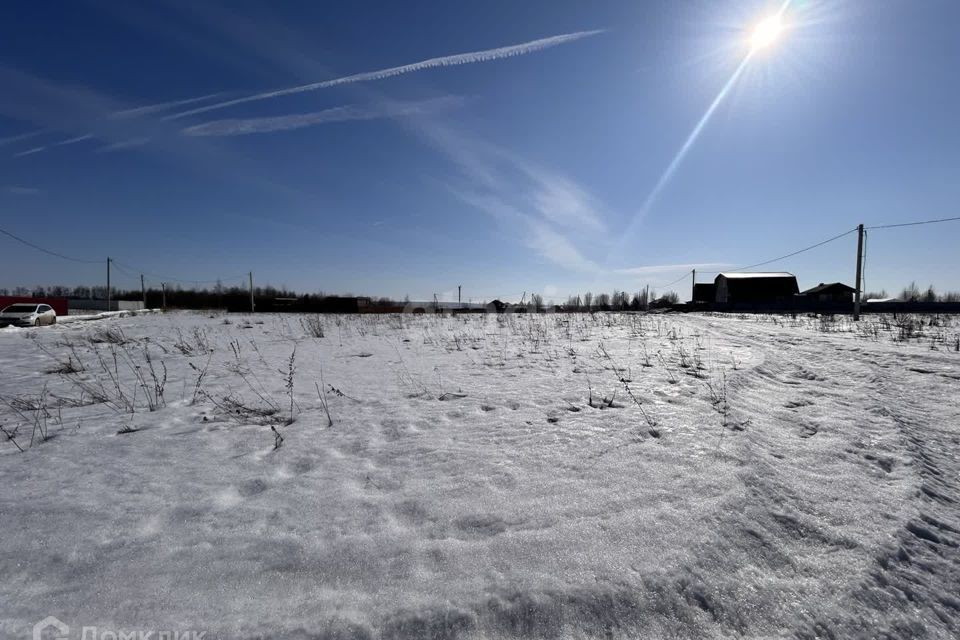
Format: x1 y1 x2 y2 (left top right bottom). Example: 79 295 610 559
863 282 960 303
3 281 957 312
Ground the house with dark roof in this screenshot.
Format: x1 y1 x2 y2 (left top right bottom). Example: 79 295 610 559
714 272 799 305
801 282 856 303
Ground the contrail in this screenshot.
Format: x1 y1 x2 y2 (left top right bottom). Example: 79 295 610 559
111 93 225 119
1 130 45 146
4 186 41 195
54 134 94 146
166 30 605 121
12 146 47 157
183 97 462 137
96 137 150 153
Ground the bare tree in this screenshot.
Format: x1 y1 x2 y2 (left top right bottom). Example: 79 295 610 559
529 293 544 313
863 289 888 300
899 281 921 302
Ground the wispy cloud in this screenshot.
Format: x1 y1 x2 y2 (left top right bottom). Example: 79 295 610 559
96 137 151 153
614 263 731 276
1 129 45 146
183 96 462 137
166 30 605 120
417 122 608 272
524 217 602 273
413 123 727 283
54 133 94 146
525 171 606 232
111 93 225 119
4 186 41 195
12 146 47 158
10 134 93 159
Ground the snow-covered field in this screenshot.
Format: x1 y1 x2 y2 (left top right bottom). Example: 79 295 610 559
1 311 958 639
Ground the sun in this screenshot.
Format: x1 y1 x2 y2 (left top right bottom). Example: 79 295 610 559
750 14 784 51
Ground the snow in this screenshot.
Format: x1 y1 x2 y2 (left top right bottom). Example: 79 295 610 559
1 311 958 639
57 308 163 323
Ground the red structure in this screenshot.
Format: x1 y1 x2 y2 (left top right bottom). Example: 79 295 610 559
0 296 69 317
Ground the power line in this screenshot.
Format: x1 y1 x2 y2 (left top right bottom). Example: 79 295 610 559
6 214 958 296
650 272 691 290
107 261 142 283
700 227 858 274
867 215 960 230
0 226 102 264
111 259 246 286
0 225 247 287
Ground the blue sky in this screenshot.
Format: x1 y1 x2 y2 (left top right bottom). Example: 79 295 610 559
2 0 959 302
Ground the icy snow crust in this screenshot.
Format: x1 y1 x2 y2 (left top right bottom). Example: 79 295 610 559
1 312 958 639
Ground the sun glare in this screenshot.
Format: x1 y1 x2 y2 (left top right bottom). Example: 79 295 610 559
751 14 784 51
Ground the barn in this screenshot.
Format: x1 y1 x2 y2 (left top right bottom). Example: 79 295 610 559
714 272 799 305
801 282 856 303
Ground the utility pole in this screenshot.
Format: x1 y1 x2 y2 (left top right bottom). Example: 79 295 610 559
249 272 255 313
853 223 864 321
161 282 167 311
458 285 461 308
691 269 696 303
645 284 650 311
141 274 146 308
106 257 112 312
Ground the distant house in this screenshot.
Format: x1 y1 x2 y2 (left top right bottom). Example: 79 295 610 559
714 272 799 305
801 282 856 303
692 283 716 304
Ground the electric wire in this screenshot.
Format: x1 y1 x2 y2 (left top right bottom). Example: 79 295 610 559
4 215 959 295
111 259 247 287
649 271 693 290
867 215 960 230
716 227 859 273
0 226 102 264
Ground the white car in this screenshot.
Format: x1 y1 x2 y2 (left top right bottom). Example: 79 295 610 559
0 303 57 327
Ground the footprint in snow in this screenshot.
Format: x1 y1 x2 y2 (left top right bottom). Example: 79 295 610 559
238 478 268 497
453 514 509 539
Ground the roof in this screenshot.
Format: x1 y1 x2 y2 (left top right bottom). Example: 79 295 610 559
717 272 795 280
802 282 856 294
